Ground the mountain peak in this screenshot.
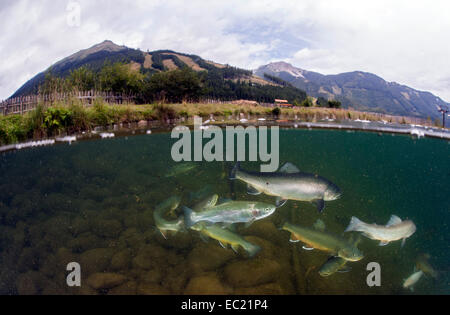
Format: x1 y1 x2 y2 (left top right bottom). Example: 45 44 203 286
91 40 125 51
259 61 306 78
55 40 127 66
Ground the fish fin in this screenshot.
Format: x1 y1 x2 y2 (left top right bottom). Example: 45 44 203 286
345 216 363 232
337 266 352 273
313 199 325 213
401 238 406 248
278 162 300 173
208 194 219 208
159 230 168 240
302 246 315 251
182 206 196 229
247 184 262 195
218 241 226 249
386 215 402 227
245 243 261 257
199 233 209 243
379 241 390 246
352 234 362 246
229 162 240 180
231 244 239 253
289 233 300 243
275 197 288 208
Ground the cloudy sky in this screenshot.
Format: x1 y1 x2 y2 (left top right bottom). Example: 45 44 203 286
1 0 450 101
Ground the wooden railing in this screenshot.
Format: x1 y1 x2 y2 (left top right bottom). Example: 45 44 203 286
0 91 138 116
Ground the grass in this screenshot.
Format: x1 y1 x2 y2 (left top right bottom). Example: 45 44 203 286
0 101 441 146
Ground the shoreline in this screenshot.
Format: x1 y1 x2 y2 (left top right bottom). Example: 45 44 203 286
1 116 449 154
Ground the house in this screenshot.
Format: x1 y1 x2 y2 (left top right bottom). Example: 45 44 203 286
274 99 292 108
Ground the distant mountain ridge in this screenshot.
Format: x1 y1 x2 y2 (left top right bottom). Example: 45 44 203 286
11 40 279 98
255 61 448 119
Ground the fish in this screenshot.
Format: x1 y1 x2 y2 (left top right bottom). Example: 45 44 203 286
183 200 276 229
153 195 184 239
230 162 341 212
403 269 424 291
318 256 352 277
192 194 219 212
281 221 364 262
416 253 438 279
188 185 213 202
165 162 198 178
344 215 416 247
192 223 261 257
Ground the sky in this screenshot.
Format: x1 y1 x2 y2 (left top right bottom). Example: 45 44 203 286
1 0 450 101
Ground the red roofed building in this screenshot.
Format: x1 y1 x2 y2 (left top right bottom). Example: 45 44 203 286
274 99 292 107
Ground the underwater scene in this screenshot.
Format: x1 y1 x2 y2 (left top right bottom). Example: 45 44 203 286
0 127 448 295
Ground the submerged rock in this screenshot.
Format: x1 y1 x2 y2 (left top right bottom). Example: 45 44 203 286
16 272 38 295
188 243 235 274
137 283 170 295
91 219 123 238
108 281 138 295
140 268 163 284
132 244 168 270
184 273 231 295
224 258 282 287
234 282 286 295
110 249 132 271
79 248 114 275
86 273 127 290
67 233 106 253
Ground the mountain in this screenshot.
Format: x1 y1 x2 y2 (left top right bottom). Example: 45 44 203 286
255 61 448 119
11 40 283 99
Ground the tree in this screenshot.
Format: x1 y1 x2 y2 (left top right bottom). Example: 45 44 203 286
300 97 313 107
317 96 329 107
39 70 72 95
328 99 342 108
99 62 145 94
146 67 203 103
68 66 96 91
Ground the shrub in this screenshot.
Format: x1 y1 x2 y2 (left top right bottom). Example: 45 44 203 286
43 107 73 135
272 107 281 117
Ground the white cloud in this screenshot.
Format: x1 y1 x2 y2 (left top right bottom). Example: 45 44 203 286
1 0 450 102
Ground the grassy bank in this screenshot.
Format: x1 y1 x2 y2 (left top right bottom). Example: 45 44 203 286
0 100 439 145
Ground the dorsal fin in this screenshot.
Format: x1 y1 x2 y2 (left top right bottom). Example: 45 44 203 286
278 162 300 173
386 215 402 227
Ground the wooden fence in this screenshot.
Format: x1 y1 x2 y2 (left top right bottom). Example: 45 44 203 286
0 91 138 116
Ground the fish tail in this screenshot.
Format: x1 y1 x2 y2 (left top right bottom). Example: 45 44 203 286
183 206 196 229
244 243 261 258
229 162 240 180
345 216 363 232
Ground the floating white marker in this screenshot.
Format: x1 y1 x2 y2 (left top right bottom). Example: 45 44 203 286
410 129 425 138
15 139 55 150
258 118 266 121
56 136 77 145
146 130 152 135
100 133 115 139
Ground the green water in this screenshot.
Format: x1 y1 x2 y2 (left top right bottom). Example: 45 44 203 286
0 129 448 295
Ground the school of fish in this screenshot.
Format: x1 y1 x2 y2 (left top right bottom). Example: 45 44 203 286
153 161 432 292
